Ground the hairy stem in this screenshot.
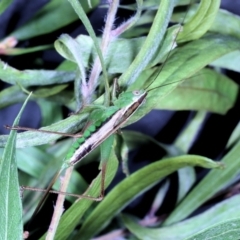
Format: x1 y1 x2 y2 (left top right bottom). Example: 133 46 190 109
86 0 119 106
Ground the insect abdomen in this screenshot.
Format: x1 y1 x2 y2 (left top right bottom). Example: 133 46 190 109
65 108 119 160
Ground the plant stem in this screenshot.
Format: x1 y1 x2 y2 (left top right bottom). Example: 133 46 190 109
88 0 119 106
46 166 74 240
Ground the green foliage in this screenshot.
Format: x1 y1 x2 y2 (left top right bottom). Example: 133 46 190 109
1 0 240 239
0 0 12 15
0 94 31 239
185 218 240 240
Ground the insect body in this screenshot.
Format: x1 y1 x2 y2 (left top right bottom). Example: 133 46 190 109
65 90 146 168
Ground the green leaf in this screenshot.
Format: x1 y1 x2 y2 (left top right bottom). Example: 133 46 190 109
77 155 222 239
122 195 240 240
151 180 170 211
55 34 87 109
177 0 221 42
118 0 175 87
157 68 238 114
55 34 87 68
17 147 51 178
10 0 100 40
27 84 69 98
0 112 89 148
211 8 240 39
211 50 240 73
0 93 32 240
186 218 240 240
175 111 207 153
121 130 182 158
172 3 240 40
125 33 240 124
0 86 73 110
163 139 240 226
177 167 196 203
37 99 63 126
0 86 26 109
0 0 13 15
55 24 180 76
227 121 240 148
0 59 75 87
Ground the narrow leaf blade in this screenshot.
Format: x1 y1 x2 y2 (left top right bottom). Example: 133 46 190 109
164 139 240 225
186 218 240 240
0 93 32 240
122 194 240 240
78 155 222 239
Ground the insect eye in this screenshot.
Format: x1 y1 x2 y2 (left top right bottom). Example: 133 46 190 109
133 90 140 95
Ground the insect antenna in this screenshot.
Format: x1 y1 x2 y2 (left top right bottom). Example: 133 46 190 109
147 79 185 92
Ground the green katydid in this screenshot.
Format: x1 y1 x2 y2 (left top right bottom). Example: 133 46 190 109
8 84 177 200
